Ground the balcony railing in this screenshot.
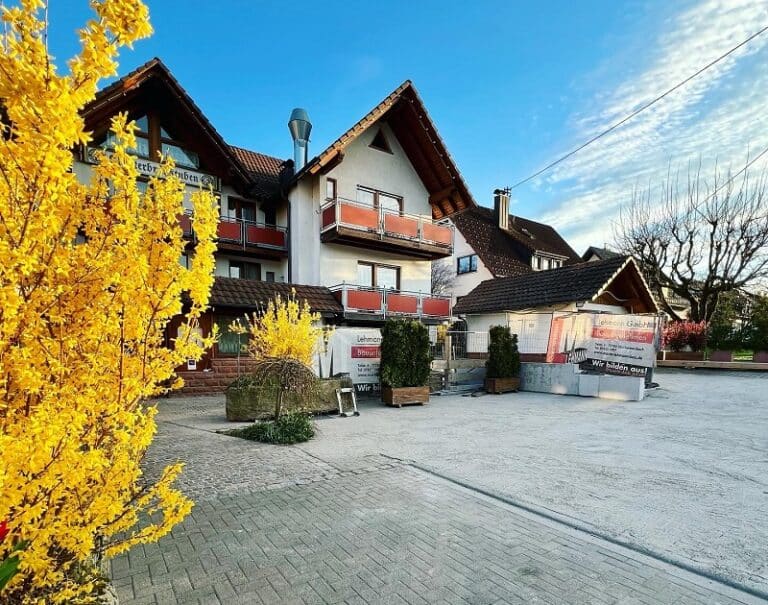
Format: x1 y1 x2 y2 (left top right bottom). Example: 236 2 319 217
178 213 289 253
330 284 452 320
320 198 453 255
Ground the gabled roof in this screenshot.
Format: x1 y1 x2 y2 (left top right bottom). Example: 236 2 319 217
453 256 658 314
209 277 342 316
582 246 622 262
298 80 476 219
452 206 580 278
82 57 253 187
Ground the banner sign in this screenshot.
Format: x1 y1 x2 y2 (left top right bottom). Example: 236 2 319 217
545 313 659 377
329 328 382 394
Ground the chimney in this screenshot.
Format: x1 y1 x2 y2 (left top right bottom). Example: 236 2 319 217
288 108 312 171
493 188 510 230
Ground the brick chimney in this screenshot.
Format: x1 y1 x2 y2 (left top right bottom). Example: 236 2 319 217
493 189 509 230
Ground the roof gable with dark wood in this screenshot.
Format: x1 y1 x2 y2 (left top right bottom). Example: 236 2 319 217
298 81 476 219
452 206 581 278
453 256 658 315
81 57 253 192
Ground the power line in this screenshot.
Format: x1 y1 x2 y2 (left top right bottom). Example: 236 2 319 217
509 24 768 190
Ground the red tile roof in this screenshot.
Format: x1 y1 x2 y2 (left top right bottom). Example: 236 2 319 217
228 145 287 201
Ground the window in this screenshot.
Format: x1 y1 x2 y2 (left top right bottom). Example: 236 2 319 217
265 271 275 283
262 206 277 227
98 114 199 168
224 198 257 222
179 253 190 269
532 255 564 271
357 261 400 290
356 186 403 213
369 128 393 153
326 178 337 201
215 315 248 355
229 260 261 280
457 254 478 275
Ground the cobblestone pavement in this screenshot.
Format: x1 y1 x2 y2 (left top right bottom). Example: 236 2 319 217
110 395 766 604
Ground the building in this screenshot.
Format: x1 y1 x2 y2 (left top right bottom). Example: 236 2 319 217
453 255 659 359
76 58 475 392
441 190 581 305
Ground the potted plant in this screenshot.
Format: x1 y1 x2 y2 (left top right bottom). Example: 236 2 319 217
484 325 521 394
380 319 431 407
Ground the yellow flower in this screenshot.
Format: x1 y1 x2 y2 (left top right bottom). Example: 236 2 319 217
0 1 213 601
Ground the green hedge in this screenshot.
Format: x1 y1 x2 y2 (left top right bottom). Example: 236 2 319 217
485 325 520 379
380 319 432 388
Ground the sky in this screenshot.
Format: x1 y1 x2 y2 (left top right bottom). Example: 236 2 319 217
45 0 768 253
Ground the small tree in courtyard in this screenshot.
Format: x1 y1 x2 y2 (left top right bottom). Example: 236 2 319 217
0 1 218 602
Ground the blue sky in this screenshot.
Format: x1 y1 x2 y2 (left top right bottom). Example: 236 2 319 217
47 0 768 251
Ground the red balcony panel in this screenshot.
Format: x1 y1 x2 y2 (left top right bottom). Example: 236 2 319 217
246 224 286 249
421 222 452 246
386 293 419 314
422 297 451 317
346 289 384 312
217 220 241 241
178 213 192 235
339 203 379 231
321 204 336 229
384 214 419 239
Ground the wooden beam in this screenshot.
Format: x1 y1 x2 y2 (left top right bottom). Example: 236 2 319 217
429 185 456 205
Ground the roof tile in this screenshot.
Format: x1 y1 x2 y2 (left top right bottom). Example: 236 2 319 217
209 277 342 315
453 256 631 314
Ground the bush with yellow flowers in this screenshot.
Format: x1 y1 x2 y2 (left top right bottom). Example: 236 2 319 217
247 291 324 366
0 1 218 602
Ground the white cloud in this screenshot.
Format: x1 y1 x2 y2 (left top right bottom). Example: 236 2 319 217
533 0 768 253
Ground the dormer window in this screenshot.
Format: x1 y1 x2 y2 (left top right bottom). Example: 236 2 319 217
532 254 565 271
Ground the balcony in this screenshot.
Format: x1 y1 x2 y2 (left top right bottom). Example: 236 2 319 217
320 198 453 259
330 284 452 322
179 213 289 257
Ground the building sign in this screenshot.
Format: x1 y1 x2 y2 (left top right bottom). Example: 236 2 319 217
581 315 658 377
85 147 220 191
329 328 382 394
544 313 660 377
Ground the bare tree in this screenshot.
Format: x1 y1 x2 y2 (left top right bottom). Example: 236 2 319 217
431 259 455 295
614 161 768 322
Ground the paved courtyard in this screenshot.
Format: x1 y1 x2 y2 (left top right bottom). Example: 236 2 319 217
112 369 768 604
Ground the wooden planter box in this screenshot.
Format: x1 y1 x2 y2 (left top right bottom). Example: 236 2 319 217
753 351 768 363
382 386 429 407
662 351 705 361
708 350 733 362
485 377 520 394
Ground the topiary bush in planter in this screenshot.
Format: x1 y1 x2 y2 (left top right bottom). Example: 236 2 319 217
485 325 520 394
380 319 432 406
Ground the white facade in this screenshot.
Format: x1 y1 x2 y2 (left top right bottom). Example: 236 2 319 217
443 225 495 305
289 121 434 294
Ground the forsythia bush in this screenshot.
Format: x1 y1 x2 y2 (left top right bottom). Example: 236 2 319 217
247 292 323 365
0 1 218 602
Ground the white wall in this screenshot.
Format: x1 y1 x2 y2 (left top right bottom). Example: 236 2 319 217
214 256 287 282
289 119 433 292
444 225 495 305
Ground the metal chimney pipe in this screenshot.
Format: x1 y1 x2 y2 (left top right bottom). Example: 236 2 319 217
288 108 312 171
493 188 509 230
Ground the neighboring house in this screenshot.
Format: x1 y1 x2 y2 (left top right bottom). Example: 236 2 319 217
582 246 622 262
76 58 475 391
453 256 659 358
443 190 581 304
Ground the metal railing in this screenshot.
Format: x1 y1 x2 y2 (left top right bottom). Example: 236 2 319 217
320 197 453 250
216 216 288 251
329 283 452 319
